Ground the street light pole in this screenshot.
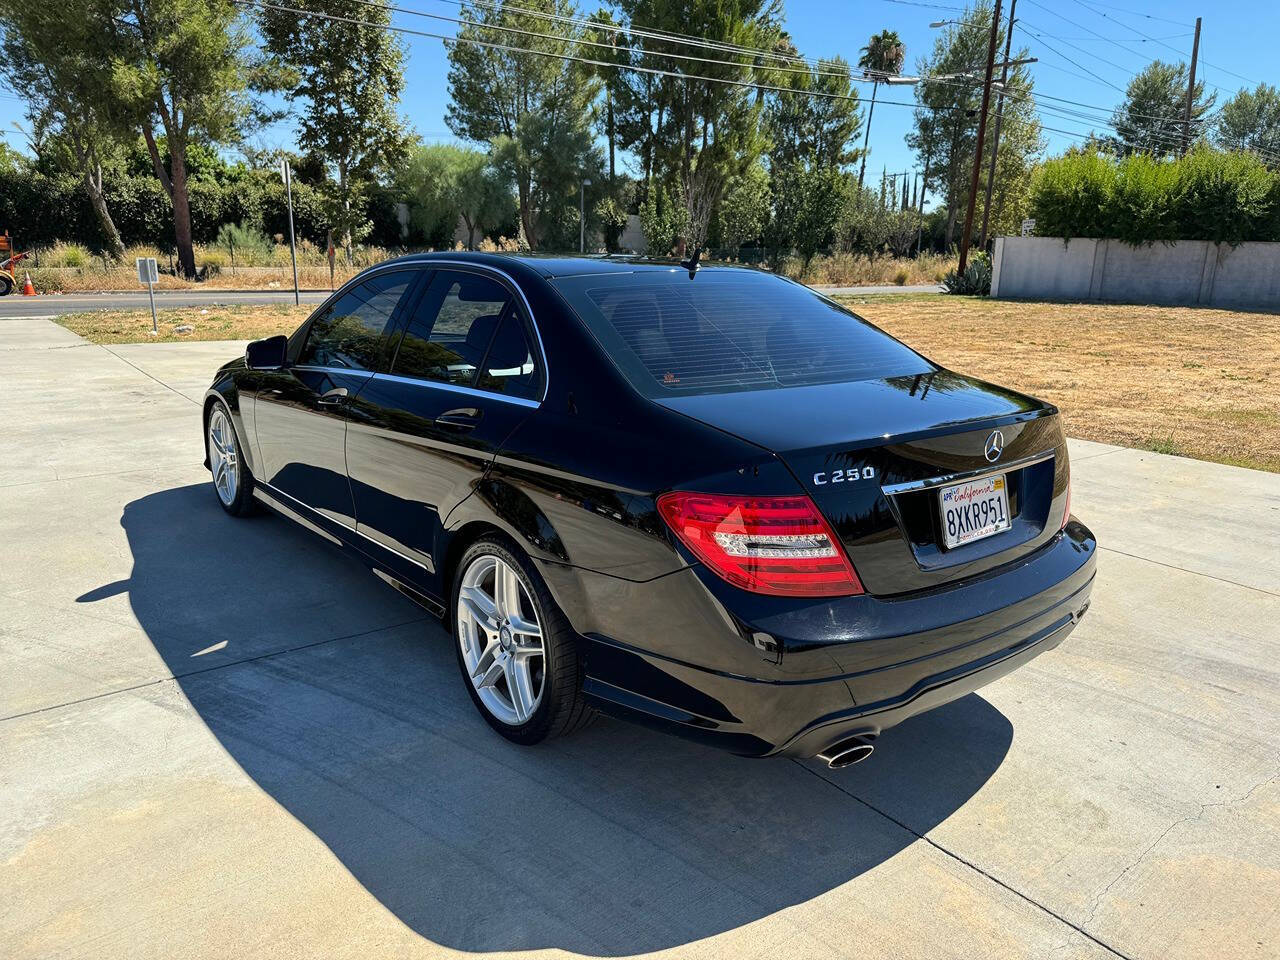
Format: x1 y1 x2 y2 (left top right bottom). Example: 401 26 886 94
580 178 592 253
957 0 1002 276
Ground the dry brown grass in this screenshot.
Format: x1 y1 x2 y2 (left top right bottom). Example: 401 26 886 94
780 251 956 286
57 294 1280 473
839 295 1280 473
56 304 312 344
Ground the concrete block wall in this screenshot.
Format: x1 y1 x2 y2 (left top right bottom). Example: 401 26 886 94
991 236 1280 310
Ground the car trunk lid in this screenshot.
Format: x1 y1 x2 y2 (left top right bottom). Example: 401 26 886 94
656 371 1071 595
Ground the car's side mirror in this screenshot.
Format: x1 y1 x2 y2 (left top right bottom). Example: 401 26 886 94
245 335 288 370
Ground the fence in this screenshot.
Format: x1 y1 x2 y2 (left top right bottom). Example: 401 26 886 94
991 235 1280 310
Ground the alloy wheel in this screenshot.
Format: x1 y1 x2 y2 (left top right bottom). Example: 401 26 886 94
208 407 239 506
457 554 545 725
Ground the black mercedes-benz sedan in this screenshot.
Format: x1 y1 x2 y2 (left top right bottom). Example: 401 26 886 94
203 252 1095 768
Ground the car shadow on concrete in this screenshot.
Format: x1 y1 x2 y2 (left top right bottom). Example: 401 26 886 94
96 483 1013 955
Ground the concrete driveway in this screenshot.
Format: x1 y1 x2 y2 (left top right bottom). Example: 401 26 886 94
2 317 1277 960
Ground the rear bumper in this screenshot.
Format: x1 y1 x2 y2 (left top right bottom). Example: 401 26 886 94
543 519 1096 758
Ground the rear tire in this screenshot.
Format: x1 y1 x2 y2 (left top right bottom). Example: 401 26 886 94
206 399 255 516
0 274 12 297
452 535 595 745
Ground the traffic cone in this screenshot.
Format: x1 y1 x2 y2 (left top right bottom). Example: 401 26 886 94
21 272 36 296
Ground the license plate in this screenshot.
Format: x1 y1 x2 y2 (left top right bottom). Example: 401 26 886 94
939 474 1010 549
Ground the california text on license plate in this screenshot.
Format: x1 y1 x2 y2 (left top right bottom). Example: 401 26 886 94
939 474 1011 548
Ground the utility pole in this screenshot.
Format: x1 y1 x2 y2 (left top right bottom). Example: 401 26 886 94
1181 17 1202 155
979 0 1017 250
957 0 1002 275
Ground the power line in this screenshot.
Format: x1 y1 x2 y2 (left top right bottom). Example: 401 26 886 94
239 0 1280 168
347 0 858 83
1065 0 1264 90
428 0 836 74
1060 0 1191 29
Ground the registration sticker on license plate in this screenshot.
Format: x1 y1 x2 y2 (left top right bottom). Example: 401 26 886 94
939 474 1011 549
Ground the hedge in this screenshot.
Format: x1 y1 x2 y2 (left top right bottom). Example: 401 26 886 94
1028 147 1280 244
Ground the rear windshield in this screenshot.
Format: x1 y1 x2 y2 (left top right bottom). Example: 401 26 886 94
553 269 933 397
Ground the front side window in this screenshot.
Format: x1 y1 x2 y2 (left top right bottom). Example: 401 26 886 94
392 270 539 398
298 272 411 371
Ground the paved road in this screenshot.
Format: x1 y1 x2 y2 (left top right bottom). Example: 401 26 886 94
0 283 940 318
2 318 1276 959
0 289 332 317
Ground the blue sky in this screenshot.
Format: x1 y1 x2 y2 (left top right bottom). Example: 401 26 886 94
7 0 1277 184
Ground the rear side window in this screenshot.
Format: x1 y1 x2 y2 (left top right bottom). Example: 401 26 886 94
392 270 515 387
553 270 932 397
298 272 411 371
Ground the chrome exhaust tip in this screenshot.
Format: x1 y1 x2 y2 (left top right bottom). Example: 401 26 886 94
817 735 875 769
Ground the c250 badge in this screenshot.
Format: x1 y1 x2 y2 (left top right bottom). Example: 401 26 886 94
813 467 875 485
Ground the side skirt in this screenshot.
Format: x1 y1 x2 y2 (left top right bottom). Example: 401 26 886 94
252 483 446 618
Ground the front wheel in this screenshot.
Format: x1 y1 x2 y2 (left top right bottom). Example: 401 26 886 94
207 400 255 516
452 536 594 745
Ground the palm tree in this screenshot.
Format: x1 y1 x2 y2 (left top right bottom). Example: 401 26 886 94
857 30 906 188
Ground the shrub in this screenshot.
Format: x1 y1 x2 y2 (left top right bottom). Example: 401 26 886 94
214 222 273 265
29 268 66 293
893 267 910 285
1173 147 1273 243
943 251 992 295
1029 147 1280 243
1028 151 1116 239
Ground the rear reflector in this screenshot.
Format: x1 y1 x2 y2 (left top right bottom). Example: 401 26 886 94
657 492 864 597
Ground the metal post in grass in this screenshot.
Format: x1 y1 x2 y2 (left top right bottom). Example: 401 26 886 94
137 257 159 336
279 156 300 305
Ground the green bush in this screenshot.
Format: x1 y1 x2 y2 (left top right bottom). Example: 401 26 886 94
1029 147 1280 243
1172 148 1273 243
943 251 992 295
1028 151 1115 239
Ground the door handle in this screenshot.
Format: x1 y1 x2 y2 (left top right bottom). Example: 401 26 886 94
317 387 350 406
434 406 482 430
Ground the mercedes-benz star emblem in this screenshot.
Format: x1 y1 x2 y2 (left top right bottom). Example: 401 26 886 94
984 430 1005 463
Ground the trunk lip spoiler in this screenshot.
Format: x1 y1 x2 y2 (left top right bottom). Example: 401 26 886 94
879 449 1057 497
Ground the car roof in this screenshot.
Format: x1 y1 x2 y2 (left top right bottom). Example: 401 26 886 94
374 250 763 281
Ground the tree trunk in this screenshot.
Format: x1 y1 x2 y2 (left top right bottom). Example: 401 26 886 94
607 87 615 182
82 166 125 261
517 171 535 250
463 213 476 251
169 142 197 279
858 83 878 189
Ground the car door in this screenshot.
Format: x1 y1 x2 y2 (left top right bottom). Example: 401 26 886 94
252 269 417 526
344 266 544 586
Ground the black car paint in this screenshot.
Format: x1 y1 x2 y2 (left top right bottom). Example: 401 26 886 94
204 252 1096 758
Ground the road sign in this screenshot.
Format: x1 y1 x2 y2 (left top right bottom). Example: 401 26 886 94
137 257 159 334
1020 218 1036 237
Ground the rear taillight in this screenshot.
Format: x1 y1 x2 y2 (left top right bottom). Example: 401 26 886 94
657 492 863 597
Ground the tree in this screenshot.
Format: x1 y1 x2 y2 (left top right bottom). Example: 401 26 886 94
717 162 770 256
0 7 127 258
259 0 409 251
776 165 849 275
613 0 781 251
400 144 511 250
1111 60 1215 157
766 56 862 173
856 29 905 188
108 0 265 278
1216 84 1280 164
908 3 1040 246
447 0 601 249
